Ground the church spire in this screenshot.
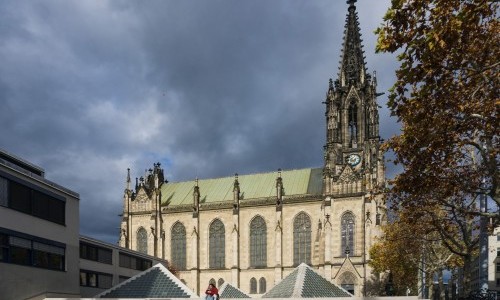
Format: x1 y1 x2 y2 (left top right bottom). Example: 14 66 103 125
339 0 366 87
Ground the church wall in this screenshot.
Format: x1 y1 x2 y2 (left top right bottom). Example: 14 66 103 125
238 204 277 269
198 208 235 270
200 268 232 291
162 211 196 268
281 201 323 267
239 268 275 295
129 214 153 253
330 196 364 259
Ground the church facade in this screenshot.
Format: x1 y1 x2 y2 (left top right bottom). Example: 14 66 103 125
119 1 386 297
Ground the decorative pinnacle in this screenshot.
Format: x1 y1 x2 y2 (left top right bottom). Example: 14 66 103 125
347 0 356 6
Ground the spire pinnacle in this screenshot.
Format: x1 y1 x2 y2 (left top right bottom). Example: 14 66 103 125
338 0 366 87
126 168 131 190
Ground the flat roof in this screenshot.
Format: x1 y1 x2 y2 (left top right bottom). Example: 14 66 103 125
0 148 79 199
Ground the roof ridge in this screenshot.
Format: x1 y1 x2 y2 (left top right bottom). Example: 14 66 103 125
157 263 198 297
166 167 322 184
219 282 250 298
292 263 308 297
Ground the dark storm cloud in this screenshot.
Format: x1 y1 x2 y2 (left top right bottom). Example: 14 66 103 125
0 0 398 243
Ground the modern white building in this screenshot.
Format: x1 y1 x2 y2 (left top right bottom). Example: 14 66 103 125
0 147 80 300
79 235 170 297
488 227 500 294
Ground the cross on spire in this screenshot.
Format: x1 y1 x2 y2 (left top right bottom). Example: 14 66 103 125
347 0 356 6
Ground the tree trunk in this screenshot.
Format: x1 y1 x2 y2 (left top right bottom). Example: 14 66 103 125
438 271 444 300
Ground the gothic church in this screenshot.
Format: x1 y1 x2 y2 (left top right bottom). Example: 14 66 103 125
119 1 386 296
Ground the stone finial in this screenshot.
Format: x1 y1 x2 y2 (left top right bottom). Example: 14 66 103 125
193 177 200 210
233 173 240 201
276 169 283 210
126 168 131 191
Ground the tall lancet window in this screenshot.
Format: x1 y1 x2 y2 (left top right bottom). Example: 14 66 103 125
348 101 358 144
171 222 186 270
293 212 311 265
137 227 148 254
341 212 355 256
209 219 225 269
250 216 267 267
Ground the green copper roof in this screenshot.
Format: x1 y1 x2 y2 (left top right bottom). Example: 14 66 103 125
219 282 251 298
97 264 197 298
161 168 323 206
263 263 352 298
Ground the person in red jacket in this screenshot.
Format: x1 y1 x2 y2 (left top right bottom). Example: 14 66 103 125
205 283 219 300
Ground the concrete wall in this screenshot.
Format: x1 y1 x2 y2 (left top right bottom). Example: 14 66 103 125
0 156 80 300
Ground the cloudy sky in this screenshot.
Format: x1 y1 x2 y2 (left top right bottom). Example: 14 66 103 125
0 0 399 244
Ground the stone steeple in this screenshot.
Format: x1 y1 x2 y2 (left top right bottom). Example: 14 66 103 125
339 0 366 87
323 0 383 196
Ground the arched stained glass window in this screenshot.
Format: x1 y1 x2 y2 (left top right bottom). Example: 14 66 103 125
137 227 148 254
209 219 225 269
259 277 266 294
341 212 355 256
218 278 224 287
250 216 267 267
250 277 257 294
171 222 186 270
293 212 311 265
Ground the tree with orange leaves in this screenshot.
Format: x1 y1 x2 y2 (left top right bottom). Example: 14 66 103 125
375 0 498 293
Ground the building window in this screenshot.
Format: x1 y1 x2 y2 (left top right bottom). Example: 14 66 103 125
259 277 266 294
496 278 500 287
171 222 186 270
250 277 257 294
33 241 65 269
209 219 225 269
80 242 112 264
293 212 311 265
218 278 224 287
80 270 113 289
497 263 500 273
0 176 7 207
0 228 65 271
118 252 152 271
209 278 216 286
9 181 31 214
339 271 356 295
0 175 65 225
250 216 267 268
341 212 355 256
136 227 148 254
0 233 8 262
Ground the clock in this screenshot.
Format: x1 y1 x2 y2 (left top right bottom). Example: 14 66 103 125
346 154 361 166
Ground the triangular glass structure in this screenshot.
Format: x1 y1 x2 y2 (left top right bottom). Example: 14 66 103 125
96 263 197 298
262 263 352 298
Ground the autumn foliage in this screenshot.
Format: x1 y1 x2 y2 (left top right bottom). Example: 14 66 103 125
373 0 499 291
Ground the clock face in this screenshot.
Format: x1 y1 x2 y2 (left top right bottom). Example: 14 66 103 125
346 154 361 166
